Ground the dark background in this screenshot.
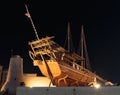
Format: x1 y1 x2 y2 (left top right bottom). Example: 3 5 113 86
0 0 120 84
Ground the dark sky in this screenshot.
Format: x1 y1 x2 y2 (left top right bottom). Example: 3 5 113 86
0 0 120 84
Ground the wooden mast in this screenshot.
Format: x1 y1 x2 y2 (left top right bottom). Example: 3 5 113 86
81 25 91 70
81 25 84 67
67 22 71 52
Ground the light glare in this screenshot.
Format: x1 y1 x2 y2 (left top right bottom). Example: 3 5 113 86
94 83 101 89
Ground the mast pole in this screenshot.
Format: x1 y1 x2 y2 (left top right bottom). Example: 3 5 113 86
81 25 91 70
68 22 70 52
81 25 84 67
25 4 39 40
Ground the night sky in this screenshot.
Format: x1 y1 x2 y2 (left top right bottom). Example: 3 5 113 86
0 0 120 84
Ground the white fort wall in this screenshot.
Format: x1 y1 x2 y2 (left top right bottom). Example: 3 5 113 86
17 86 120 95
1 55 23 95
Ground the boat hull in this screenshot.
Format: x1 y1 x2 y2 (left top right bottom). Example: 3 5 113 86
33 60 95 86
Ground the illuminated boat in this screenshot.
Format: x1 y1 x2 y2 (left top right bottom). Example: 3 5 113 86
25 5 109 87
28 28 107 87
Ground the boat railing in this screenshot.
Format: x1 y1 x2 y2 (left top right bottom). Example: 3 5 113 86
62 55 94 76
72 62 94 75
70 60 106 83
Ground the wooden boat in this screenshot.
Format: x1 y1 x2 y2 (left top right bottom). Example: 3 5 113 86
25 5 108 87
28 28 107 87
